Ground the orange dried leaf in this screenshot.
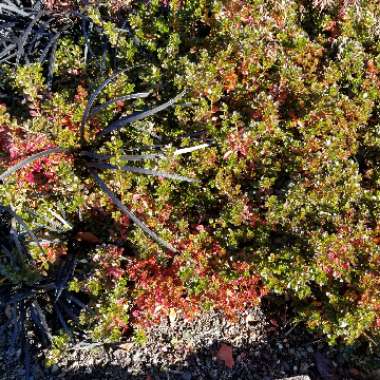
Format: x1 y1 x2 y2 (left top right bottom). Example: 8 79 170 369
224 71 238 93
216 343 234 369
367 60 378 74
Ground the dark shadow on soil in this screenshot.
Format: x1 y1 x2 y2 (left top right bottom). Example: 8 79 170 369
2 299 379 380
42 323 376 380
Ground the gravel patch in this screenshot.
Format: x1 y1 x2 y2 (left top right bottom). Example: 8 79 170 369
0 307 374 380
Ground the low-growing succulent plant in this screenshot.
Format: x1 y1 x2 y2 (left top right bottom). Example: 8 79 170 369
3 2 380 372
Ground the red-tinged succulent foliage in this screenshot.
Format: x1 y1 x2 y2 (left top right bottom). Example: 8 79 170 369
93 245 126 280
127 231 265 325
2 1 380 370
43 0 77 12
0 127 72 192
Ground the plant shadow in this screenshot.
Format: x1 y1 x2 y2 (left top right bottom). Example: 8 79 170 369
47 312 376 380
2 306 379 380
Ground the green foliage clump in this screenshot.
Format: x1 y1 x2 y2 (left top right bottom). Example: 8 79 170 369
2 0 380 351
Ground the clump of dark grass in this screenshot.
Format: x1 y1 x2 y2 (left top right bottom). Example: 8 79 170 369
1 0 70 87
0 68 207 251
0 0 126 87
0 204 87 380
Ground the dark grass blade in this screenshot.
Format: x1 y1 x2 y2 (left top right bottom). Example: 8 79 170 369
89 92 151 117
19 301 34 380
30 305 49 346
46 38 57 90
8 306 21 360
26 28 48 57
99 35 108 74
0 43 16 60
0 319 12 335
0 147 65 183
57 299 78 321
1 243 16 266
16 8 44 65
30 301 52 346
90 170 176 252
0 19 18 27
39 32 59 63
0 51 17 64
10 228 28 260
80 146 166 162
0 2 31 17
64 292 87 310
87 161 198 183
54 304 73 340
0 283 12 302
9 207 45 257
22 331 33 380
79 151 112 161
0 262 19 282
80 69 131 144
55 254 77 301
73 13 96 61
5 284 55 305
120 165 199 183
23 207 63 231
101 153 166 162
81 17 90 64
35 282 57 291
98 90 186 138
119 153 165 161
8 289 36 304
39 21 70 64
